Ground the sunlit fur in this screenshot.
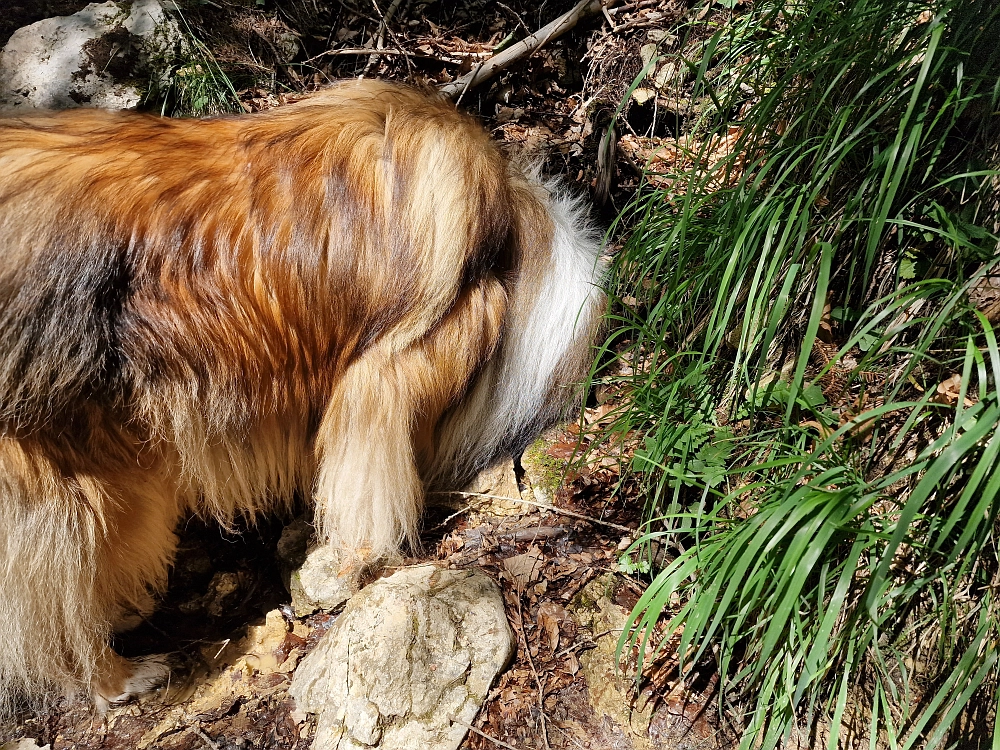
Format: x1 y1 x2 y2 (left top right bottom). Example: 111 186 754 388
0 80 604 709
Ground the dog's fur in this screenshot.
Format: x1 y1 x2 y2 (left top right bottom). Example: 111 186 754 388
0 80 604 709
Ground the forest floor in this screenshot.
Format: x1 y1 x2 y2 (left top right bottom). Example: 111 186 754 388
0 1 738 748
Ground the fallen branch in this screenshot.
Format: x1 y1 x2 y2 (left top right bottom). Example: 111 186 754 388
440 0 618 99
365 0 408 75
435 490 635 534
302 47 457 64
449 717 525 750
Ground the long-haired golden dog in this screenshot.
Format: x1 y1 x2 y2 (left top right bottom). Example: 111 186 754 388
0 80 603 710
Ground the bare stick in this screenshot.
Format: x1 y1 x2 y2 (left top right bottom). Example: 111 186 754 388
449 717 526 750
515 595 551 750
434 490 635 534
440 0 617 99
554 627 620 658
302 47 465 64
364 0 406 75
496 1 534 36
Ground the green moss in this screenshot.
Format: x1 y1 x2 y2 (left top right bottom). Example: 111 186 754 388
520 437 567 497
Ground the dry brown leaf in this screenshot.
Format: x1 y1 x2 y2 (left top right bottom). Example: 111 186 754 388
800 420 833 439
565 652 580 674
930 374 975 407
547 441 577 459
502 546 545 594
537 601 568 652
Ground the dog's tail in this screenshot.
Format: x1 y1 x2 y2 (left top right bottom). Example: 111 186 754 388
429 175 605 489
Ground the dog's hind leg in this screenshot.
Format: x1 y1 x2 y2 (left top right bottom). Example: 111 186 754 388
313 275 508 560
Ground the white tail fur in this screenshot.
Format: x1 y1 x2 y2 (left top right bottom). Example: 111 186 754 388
430 184 605 488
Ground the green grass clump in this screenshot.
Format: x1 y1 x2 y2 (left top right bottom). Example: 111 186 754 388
601 0 1000 746
145 8 243 117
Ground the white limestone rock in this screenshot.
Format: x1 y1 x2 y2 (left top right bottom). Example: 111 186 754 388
289 544 361 615
290 564 514 750
0 0 179 112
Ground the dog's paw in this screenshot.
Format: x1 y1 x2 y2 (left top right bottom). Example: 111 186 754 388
95 654 171 711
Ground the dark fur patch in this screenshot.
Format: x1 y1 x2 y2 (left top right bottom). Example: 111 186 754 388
0 229 130 432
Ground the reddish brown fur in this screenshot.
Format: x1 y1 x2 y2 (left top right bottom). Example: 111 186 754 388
0 80 603 708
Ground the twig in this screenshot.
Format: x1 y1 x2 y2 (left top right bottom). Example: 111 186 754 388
429 503 475 531
456 60 487 107
189 727 220 750
601 5 617 30
548 720 590 750
364 0 407 75
554 627 619 658
608 0 663 13
302 47 454 64
496 1 534 36
435 491 635 534
450 717 526 750
333 0 382 24
514 595 551 750
461 525 568 547
440 0 619 99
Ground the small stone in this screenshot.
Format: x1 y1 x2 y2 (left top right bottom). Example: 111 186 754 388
277 517 313 589
275 31 299 63
290 545 360 615
631 87 656 106
653 62 681 90
204 571 242 617
639 43 658 67
290 565 514 750
346 697 382 746
646 30 677 44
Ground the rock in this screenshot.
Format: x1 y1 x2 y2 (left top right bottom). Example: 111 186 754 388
631 87 657 106
462 457 524 515
290 564 514 750
520 434 571 506
289 544 361 615
569 575 719 750
646 30 678 45
639 42 658 67
0 0 179 112
572 574 655 748
1 741 50 750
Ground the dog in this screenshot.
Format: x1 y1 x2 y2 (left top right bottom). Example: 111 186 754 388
0 79 604 710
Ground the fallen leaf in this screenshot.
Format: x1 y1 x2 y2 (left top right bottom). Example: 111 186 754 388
930 374 975 407
537 601 568 652
565 652 580 674
502 546 545 594
547 441 577 459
